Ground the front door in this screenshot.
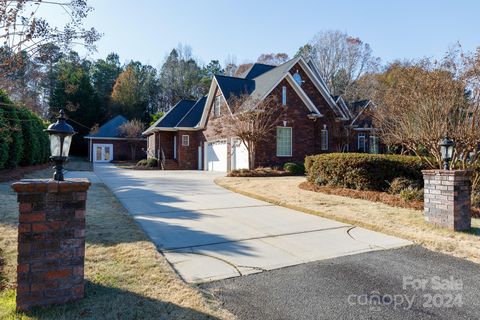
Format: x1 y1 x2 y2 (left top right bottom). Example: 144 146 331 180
93 144 113 162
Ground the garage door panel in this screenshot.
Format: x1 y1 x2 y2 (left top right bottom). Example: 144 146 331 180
206 140 227 172
232 140 249 170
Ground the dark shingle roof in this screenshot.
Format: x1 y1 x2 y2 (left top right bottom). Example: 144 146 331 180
349 100 370 115
156 100 197 128
85 115 128 138
350 100 372 126
243 63 276 79
177 96 207 128
248 58 298 100
143 97 207 134
215 75 255 101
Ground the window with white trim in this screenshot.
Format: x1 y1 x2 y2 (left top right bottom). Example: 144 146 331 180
321 129 328 151
358 133 366 152
369 135 379 154
182 135 189 147
282 86 287 106
214 96 222 117
277 127 292 157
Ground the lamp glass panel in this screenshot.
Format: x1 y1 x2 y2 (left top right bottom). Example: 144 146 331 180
447 145 454 158
62 135 72 157
49 134 61 157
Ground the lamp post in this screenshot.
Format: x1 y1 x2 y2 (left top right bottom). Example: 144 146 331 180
439 137 455 170
44 110 76 181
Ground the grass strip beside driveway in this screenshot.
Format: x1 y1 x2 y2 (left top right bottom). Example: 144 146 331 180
0 169 233 320
215 176 480 265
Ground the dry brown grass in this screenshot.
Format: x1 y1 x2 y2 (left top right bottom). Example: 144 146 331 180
0 168 234 320
215 176 480 265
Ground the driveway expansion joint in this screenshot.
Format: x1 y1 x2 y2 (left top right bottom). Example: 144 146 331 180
161 225 352 252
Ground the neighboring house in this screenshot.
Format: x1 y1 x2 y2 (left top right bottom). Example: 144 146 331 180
346 100 382 154
85 115 147 162
143 56 378 172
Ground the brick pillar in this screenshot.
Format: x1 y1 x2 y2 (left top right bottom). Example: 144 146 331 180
11 178 90 311
422 170 472 231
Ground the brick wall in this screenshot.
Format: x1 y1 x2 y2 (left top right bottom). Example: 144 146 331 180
11 178 90 311
422 170 472 231
176 130 201 170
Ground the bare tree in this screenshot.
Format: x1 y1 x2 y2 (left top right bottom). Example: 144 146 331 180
0 0 100 73
223 54 238 77
219 95 285 169
118 119 145 161
372 46 480 180
299 30 380 97
257 53 289 66
234 63 253 77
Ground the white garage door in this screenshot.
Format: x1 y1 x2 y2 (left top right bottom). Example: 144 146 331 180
205 140 227 172
232 139 249 170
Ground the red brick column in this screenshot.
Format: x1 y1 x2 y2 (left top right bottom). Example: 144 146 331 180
422 170 472 231
11 178 90 311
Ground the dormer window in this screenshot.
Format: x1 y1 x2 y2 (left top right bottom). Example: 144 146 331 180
293 71 302 86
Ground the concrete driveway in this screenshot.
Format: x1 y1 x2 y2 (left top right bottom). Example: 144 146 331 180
92 164 411 283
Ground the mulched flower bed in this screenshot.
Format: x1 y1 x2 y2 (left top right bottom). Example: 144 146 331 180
0 163 51 183
299 181 423 211
299 181 480 218
227 168 292 177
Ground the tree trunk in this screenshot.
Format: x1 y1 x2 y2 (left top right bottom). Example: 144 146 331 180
248 142 256 170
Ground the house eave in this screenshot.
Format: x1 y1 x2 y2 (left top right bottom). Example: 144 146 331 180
84 137 147 141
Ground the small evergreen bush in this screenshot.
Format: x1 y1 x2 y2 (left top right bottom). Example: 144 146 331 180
136 159 148 166
146 158 158 167
283 162 305 175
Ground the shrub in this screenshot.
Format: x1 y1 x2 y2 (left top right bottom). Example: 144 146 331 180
472 192 480 208
0 91 23 168
389 177 422 194
399 187 424 201
0 108 10 169
146 158 158 167
305 153 428 191
136 159 148 167
284 162 305 175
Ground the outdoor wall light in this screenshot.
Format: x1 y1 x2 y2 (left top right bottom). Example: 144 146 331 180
45 110 76 181
439 137 455 170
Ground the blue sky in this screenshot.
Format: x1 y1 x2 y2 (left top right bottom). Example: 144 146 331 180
72 0 478 67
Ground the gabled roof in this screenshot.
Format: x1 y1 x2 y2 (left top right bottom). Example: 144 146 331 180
349 100 373 126
241 63 276 79
177 96 207 128
143 97 207 135
215 75 255 101
248 58 299 100
85 115 128 138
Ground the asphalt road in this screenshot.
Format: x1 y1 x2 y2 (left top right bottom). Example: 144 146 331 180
201 246 480 320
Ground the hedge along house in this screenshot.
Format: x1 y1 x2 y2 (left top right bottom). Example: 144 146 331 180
85 115 147 162
143 56 378 172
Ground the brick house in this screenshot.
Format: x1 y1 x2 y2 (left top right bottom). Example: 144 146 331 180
85 115 147 162
143 56 379 171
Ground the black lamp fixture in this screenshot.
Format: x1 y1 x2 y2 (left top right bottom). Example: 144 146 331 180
44 110 76 181
439 136 455 170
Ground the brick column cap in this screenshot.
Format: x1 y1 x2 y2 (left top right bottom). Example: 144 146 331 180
11 178 91 193
422 169 473 176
